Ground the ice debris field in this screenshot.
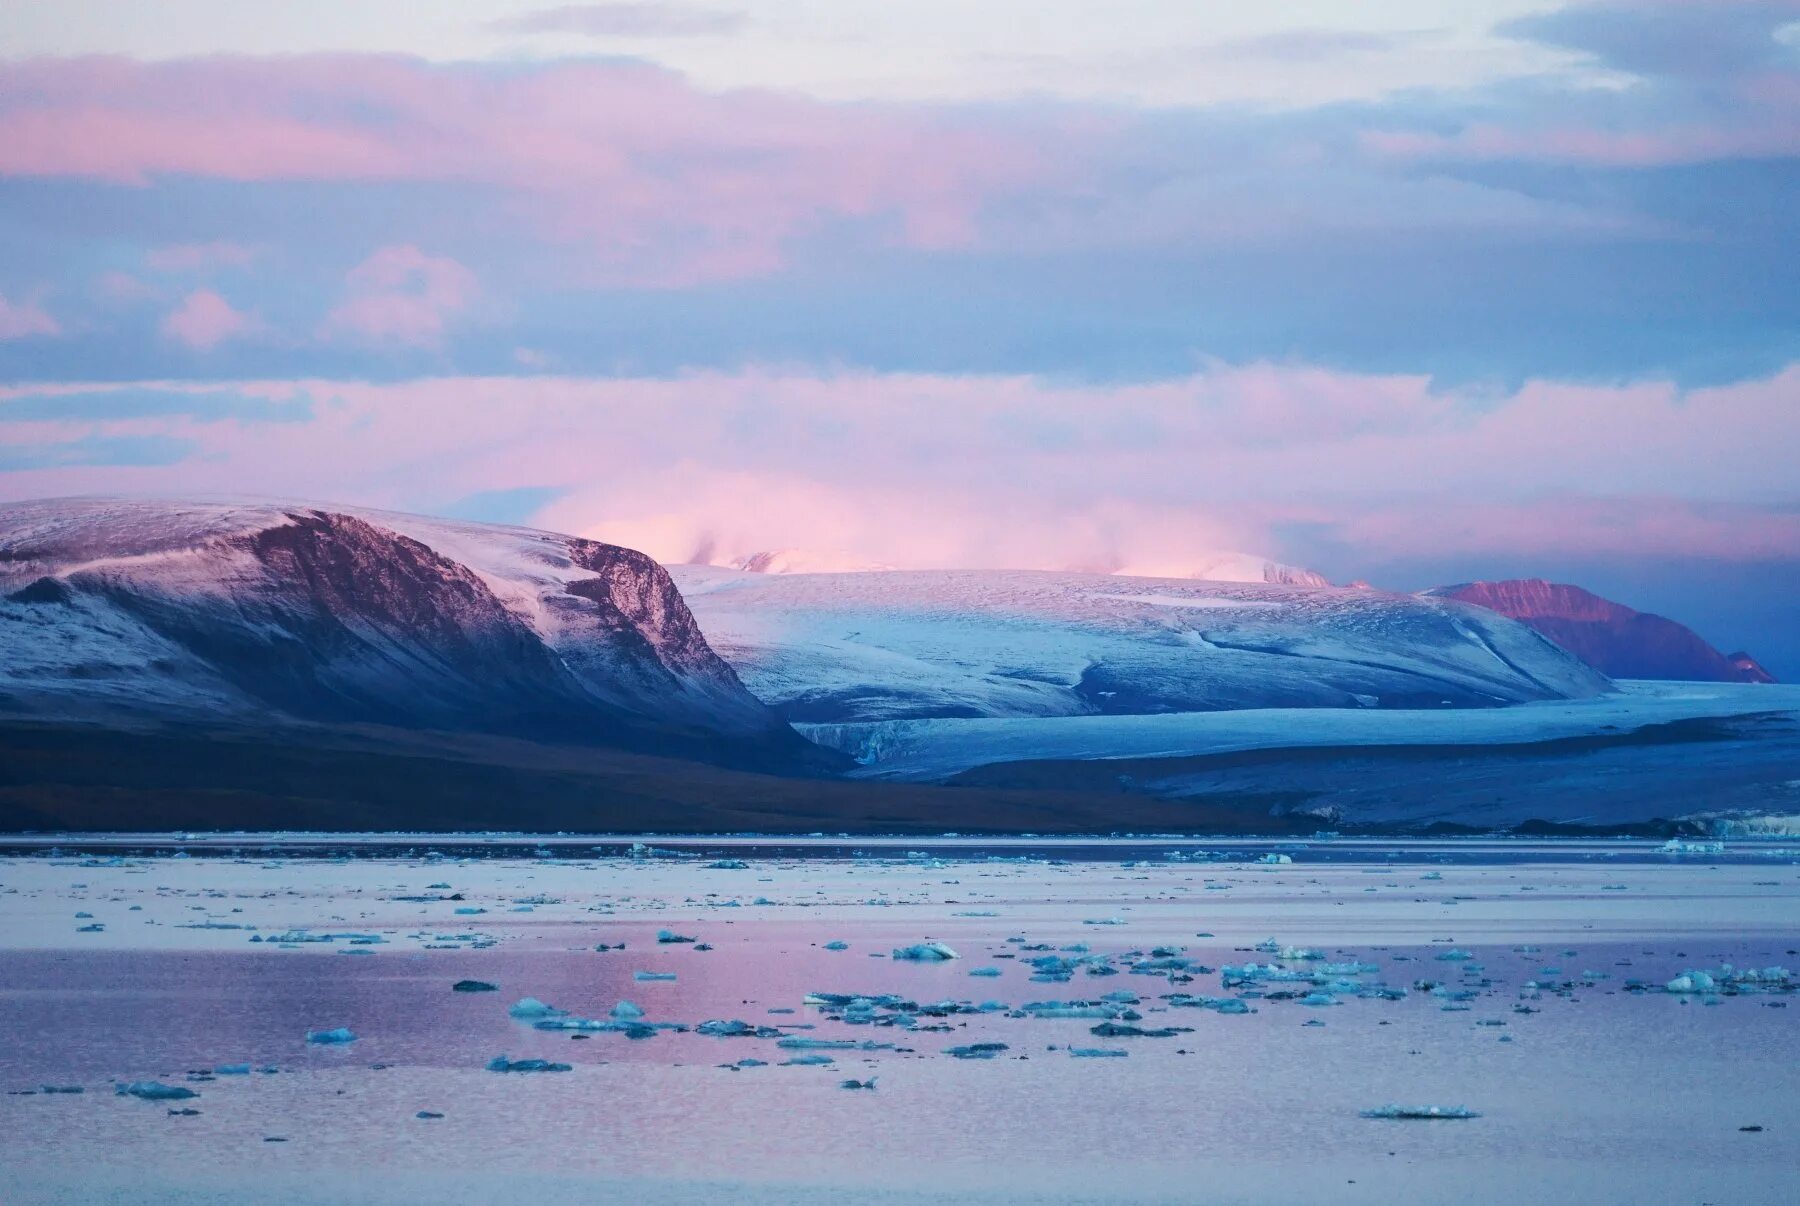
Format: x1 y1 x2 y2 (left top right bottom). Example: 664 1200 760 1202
1 837 1796 1205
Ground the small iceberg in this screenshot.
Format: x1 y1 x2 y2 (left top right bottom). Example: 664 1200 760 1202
945 1043 1009 1059
893 941 959 961
1361 1104 1480 1120
116 1081 198 1101
486 1056 572 1073
508 998 564 1019
305 1027 357 1044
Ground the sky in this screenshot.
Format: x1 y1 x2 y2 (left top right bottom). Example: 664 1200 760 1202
0 1 1797 673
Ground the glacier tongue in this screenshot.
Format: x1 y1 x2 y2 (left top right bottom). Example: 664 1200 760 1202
667 565 1610 725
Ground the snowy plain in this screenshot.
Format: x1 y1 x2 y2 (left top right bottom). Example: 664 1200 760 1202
1 839 1796 1205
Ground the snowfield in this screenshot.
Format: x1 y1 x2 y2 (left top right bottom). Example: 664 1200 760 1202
801 680 1800 780
670 565 1609 723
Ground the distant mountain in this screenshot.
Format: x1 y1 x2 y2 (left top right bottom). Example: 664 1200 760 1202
1426 579 1776 684
0 498 827 770
669 565 1610 724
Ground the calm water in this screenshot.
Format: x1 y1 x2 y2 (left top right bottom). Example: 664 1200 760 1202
1 842 1795 1204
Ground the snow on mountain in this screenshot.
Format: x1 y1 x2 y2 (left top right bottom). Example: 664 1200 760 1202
667 565 1611 725
1112 552 1331 587
1427 579 1777 684
0 497 810 764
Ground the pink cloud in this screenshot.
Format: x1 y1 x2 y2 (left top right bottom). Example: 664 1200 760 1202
0 292 60 339
320 245 477 346
159 289 255 350
2 362 1797 570
0 56 1056 286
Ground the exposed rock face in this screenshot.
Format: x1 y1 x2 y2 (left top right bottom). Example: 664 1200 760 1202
0 498 824 768
1428 579 1775 684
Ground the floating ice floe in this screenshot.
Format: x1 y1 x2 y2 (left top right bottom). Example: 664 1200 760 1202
1660 840 1725 855
1361 1105 1480 1120
116 1081 198 1101
508 997 564 1019
305 1027 357 1044
892 941 958 961
486 1056 571 1073
839 1077 878 1090
452 980 497 993
696 1019 784 1038
1069 1048 1128 1058
1664 965 1792 995
945 1043 1009 1059
635 971 678 982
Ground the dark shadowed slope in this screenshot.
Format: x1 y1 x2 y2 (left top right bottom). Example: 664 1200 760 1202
1429 579 1776 684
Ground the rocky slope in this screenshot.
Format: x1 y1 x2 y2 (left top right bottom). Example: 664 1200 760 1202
1429 579 1776 684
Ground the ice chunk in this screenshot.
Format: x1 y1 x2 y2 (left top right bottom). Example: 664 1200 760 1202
696 1019 783 1038
969 967 1003 977
305 1027 357 1044
610 1000 644 1019
945 1042 1009 1059
1660 839 1725 854
486 1056 572 1073
1070 1048 1128 1058
508 997 564 1019
781 1054 835 1065
824 941 849 951
839 1077 878 1090
657 930 697 944
452 980 498 993
892 941 959 961
116 1081 198 1101
634 971 677 982
706 860 750 870
1089 1022 1184 1038
1361 1104 1480 1120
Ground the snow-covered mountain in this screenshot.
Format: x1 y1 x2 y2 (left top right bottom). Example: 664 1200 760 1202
1427 579 1777 684
0 498 818 767
667 565 1611 724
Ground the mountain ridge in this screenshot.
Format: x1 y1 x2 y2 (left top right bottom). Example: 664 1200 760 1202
1428 578 1775 684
